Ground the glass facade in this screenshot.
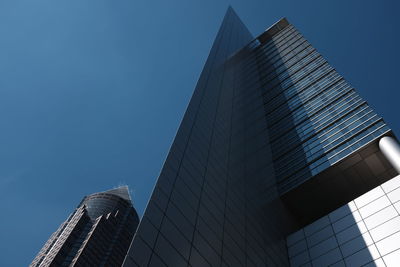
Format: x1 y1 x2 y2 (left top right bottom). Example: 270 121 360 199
249 22 390 194
123 7 396 267
30 186 139 267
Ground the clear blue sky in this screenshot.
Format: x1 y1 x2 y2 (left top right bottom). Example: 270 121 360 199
0 0 398 266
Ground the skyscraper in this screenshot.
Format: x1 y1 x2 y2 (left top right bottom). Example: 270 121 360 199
31 186 139 267
123 8 400 266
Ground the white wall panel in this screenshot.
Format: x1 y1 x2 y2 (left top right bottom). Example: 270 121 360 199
287 175 400 266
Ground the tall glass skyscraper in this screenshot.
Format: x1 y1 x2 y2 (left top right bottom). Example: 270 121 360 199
31 186 139 267
123 8 400 266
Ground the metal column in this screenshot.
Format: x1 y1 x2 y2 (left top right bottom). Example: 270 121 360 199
379 136 400 174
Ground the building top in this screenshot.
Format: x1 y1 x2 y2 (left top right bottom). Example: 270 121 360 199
100 185 132 202
83 186 136 221
257 17 289 44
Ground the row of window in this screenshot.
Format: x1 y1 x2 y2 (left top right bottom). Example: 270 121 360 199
268 80 352 137
275 113 381 178
242 33 308 77
272 95 366 171
269 88 358 143
272 101 369 162
262 61 332 107
240 36 312 91
266 74 344 124
241 25 296 67
278 123 389 193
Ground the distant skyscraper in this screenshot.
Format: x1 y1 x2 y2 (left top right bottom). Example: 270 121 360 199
31 186 139 267
123 7 400 267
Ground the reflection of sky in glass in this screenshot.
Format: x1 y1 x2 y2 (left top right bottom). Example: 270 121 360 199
262 25 390 194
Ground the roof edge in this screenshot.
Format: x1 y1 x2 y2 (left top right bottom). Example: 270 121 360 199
257 17 290 44
101 185 132 202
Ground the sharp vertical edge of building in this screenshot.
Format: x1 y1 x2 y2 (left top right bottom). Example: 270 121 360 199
122 7 400 267
30 7 400 267
30 186 139 266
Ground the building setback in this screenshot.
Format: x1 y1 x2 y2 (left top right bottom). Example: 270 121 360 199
121 8 400 266
31 186 139 267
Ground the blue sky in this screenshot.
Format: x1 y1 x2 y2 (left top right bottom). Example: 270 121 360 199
0 0 399 266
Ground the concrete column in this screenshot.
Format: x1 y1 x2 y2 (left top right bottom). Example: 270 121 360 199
379 136 400 174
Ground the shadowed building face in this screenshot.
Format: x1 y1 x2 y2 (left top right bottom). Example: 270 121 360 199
123 7 400 267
